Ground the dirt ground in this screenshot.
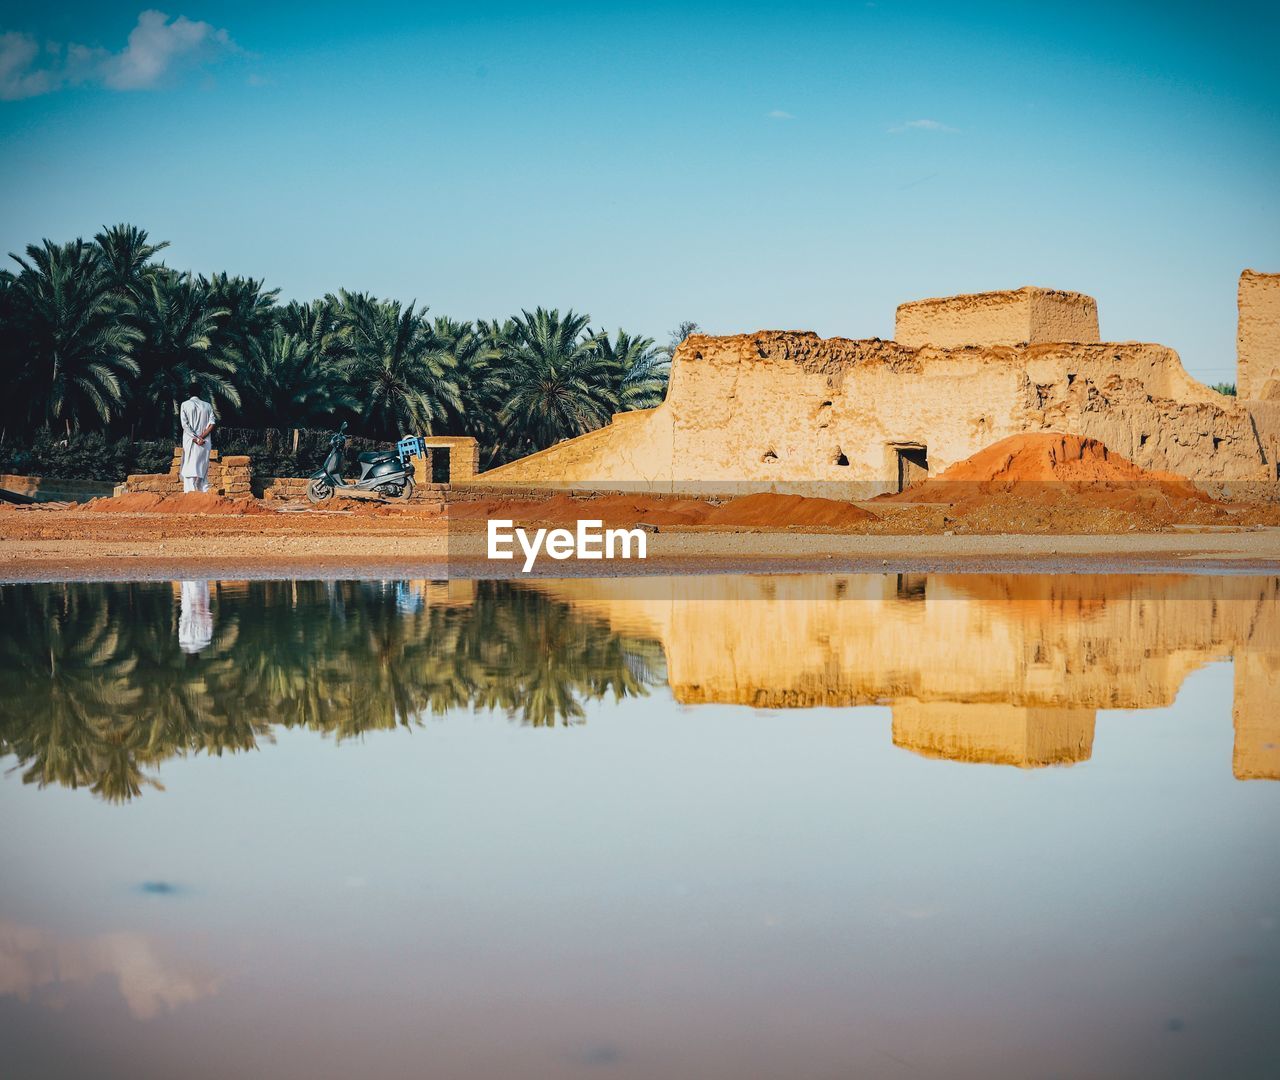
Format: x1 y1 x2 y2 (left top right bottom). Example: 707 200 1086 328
2 499 1279 579
4 433 1279 578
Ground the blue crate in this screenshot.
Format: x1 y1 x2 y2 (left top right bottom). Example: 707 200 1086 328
397 436 425 464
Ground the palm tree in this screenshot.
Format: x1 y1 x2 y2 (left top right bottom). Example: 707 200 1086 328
240 327 355 427
200 272 279 375
277 298 351 370
593 328 670 411
337 291 461 438
0 269 21 439
5 239 141 433
433 315 506 460
129 271 238 436
494 307 618 456
94 223 169 301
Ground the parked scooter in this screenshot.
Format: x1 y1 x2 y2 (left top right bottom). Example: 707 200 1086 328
307 423 421 504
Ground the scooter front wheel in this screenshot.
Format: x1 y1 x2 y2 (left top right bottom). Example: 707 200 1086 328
306 477 334 504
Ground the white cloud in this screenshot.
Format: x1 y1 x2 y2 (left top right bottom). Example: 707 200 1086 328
0 32 54 100
765 109 795 120
888 118 960 134
0 10 236 101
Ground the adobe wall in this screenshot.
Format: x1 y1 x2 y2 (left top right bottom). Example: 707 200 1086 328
895 287 1099 348
1238 270 1280 401
474 331 1271 496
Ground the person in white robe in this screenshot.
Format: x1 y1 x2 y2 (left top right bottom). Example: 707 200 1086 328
178 579 213 654
179 382 216 493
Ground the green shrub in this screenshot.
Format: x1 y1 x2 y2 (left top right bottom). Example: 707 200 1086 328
0 426 393 482
0 430 174 481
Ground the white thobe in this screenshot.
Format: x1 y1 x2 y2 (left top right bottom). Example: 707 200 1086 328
178 580 213 654
180 397 215 491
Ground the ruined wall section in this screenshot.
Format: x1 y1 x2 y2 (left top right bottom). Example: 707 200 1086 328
895 287 1099 348
1018 344 1269 487
473 331 1270 494
665 333 1028 494
663 333 1267 492
1238 269 1280 401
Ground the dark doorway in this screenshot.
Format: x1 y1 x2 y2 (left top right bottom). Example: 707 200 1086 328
430 448 451 484
895 446 928 492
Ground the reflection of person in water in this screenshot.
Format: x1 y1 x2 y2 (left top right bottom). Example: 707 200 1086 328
178 580 213 654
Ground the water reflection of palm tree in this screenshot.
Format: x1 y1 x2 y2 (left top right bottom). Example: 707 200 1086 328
0 586 144 796
465 583 665 726
0 580 665 801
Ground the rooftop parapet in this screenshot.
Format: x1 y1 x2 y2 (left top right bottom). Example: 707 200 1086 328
895 286 1100 348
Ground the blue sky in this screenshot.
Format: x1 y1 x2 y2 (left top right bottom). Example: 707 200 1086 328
1 1 1277 382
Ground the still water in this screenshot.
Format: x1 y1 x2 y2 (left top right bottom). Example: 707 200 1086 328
1 574 1278 1079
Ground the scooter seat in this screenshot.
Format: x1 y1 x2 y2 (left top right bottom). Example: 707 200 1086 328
357 451 396 464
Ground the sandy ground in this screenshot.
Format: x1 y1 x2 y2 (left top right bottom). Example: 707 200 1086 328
2 504 1279 580
6 435 1277 579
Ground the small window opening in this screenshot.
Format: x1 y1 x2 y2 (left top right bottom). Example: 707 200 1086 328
1066 373 1077 386
834 450 849 467
1139 433 1149 447
762 449 778 463
1212 436 1222 452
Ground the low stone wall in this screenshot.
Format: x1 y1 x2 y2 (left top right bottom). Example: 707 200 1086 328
125 449 252 497
0 473 118 503
258 476 447 503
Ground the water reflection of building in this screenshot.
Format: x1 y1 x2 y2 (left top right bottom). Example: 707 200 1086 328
530 575 1280 778
889 703 1095 768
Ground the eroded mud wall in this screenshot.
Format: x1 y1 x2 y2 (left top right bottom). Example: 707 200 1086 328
895 287 1100 348
476 332 1268 494
1238 270 1280 402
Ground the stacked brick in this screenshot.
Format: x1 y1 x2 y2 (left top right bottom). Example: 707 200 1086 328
126 447 223 494
220 455 252 498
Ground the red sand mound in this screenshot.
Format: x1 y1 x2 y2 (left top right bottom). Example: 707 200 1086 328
701 493 876 528
86 492 273 515
448 491 875 529
876 432 1246 532
885 433 1210 505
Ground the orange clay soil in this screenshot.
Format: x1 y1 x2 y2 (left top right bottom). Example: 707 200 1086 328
872 432 1280 533
446 491 877 529
888 432 1206 495
3 431 1278 551
84 492 276 515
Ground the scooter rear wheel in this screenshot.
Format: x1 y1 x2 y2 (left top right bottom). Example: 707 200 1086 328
306 477 334 504
383 476 415 502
